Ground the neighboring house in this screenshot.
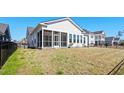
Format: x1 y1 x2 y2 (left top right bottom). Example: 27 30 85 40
0 23 11 41
84 30 105 46
83 29 95 46
105 37 120 46
26 17 87 48
94 31 105 46
26 27 34 47
18 38 27 48
119 40 124 44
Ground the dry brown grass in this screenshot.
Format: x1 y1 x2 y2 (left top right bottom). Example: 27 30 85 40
1 47 124 75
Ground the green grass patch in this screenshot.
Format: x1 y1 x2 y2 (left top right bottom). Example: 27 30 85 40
0 49 25 75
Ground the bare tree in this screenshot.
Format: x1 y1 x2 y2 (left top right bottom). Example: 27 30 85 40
118 30 124 37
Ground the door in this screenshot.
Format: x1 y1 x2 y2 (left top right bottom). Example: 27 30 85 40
54 35 60 47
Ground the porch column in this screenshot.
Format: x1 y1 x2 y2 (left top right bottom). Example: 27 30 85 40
59 32 61 47
42 29 44 48
52 30 54 48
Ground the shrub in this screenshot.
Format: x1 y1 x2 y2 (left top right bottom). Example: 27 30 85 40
119 42 124 46
56 70 64 75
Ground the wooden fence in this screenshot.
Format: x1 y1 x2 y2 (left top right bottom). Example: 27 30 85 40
0 41 17 68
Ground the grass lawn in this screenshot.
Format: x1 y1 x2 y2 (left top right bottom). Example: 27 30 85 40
0 47 124 75
115 64 124 75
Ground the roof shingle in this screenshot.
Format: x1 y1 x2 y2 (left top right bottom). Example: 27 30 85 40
0 23 9 34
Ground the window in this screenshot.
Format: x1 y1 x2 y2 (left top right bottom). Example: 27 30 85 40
102 35 104 38
37 32 40 47
61 32 67 47
95 36 98 39
73 34 76 43
69 34 72 43
99 35 101 39
80 35 82 43
84 37 85 44
34 39 36 44
91 35 93 38
77 35 79 43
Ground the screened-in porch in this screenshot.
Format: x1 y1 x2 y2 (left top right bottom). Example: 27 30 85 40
37 29 67 48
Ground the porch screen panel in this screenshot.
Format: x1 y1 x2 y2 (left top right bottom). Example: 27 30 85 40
40 31 42 47
37 32 40 47
37 31 42 47
43 30 52 47
61 32 67 47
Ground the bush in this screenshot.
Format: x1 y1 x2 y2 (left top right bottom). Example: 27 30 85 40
119 42 124 46
56 70 64 75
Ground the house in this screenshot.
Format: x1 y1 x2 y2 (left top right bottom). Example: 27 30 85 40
18 38 27 48
105 37 120 46
26 27 34 47
84 30 105 46
94 31 105 46
26 17 88 48
119 40 124 44
0 23 11 41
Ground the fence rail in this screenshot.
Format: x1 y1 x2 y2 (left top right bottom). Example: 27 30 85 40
0 41 17 68
107 59 124 75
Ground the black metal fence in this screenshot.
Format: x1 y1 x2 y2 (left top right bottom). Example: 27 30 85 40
0 41 17 68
